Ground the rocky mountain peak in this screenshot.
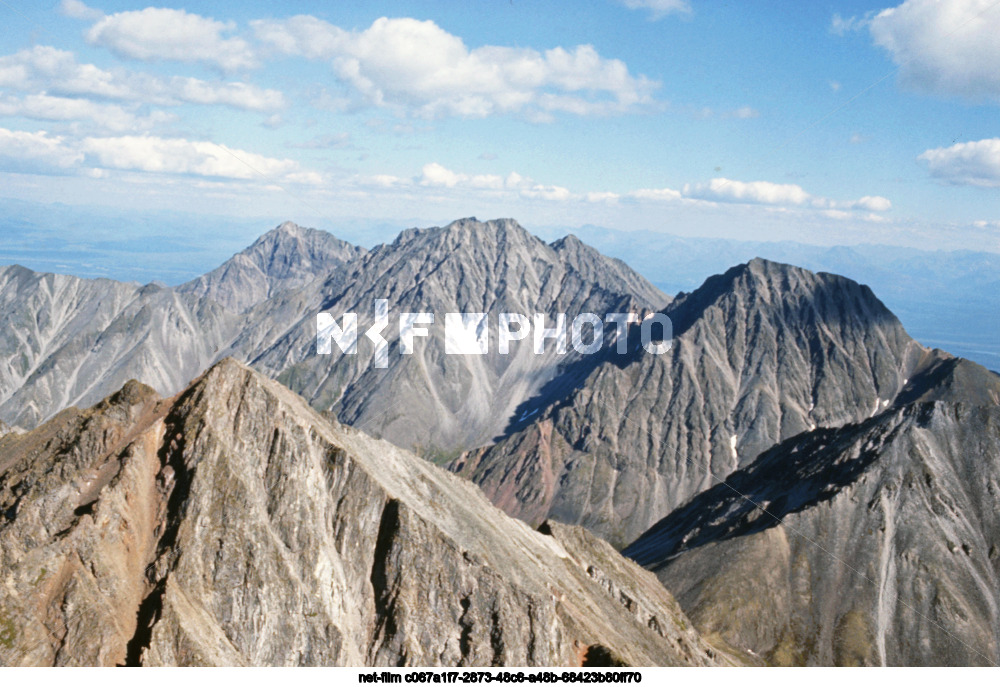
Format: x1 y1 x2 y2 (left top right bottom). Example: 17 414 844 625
0 358 747 666
666 257 903 344
272 220 306 237
178 221 365 312
390 217 542 254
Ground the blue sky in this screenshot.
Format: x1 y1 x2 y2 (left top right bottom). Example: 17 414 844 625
1 0 1000 277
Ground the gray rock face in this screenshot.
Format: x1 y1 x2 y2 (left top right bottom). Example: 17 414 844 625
0 359 745 667
0 218 666 461
624 385 1000 666
241 217 669 456
0 265 240 430
0 221 364 432
177 221 366 313
448 259 946 547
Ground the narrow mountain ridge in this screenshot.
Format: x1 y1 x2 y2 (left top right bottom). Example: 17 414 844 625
0 359 744 667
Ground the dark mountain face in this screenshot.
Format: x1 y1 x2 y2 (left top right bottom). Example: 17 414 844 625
448 258 949 547
623 391 1000 666
0 359 744 667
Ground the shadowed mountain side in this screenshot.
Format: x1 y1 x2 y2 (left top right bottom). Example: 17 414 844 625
448 258 938 547
0 359 748 667
622 399 1000 666
551 225 1000 372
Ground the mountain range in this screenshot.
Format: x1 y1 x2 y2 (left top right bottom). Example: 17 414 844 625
1 217 998 666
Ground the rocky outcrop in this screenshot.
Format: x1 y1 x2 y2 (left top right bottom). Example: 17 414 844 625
624 386 1000 665
0 359 744 667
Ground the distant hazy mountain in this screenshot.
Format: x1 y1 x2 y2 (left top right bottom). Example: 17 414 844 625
0 359 744 667
624 362 1000 665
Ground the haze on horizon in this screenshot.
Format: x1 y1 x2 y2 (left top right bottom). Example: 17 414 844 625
0 0 999 275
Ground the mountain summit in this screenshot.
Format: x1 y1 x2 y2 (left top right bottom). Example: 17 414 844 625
242 217 669 454
0 359 743 666
178 221 366 313
448 257 958 546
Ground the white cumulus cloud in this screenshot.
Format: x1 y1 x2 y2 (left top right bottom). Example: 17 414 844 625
80 135 299 180
0 127 84 171
684 178 813 205
850 195 893 212
683 177 890 212
417 162 576 201
0 93 174 132
0 125 318 184
252 16 657 119
86 7 257 72
918 138 1000 187
0 46 283 111
59 0 103 21
627 187 683 202
870 0 1000 101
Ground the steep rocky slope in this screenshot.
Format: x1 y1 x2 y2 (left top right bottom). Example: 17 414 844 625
0 359 743 667
0 265 239 430
177 221 366 313
624 372 1000 665
0 221 360 430
0 218 666 460
240 217 669 455
448 259 947 547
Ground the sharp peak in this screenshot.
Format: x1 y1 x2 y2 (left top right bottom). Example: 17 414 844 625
447 216 520 227
550 233 584 248
718 256 838 286
741 256 805 274
197 356 255 383
182 358 279 407
244 222 357 254
440 217 530 236
672 255 895 324
261 221 310 240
